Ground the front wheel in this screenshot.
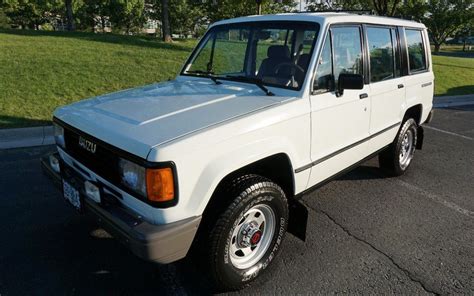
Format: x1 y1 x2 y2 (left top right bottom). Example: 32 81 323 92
379 118 418 176
208 175 288 291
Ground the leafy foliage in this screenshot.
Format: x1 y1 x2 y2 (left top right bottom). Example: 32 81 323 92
109 0 145 33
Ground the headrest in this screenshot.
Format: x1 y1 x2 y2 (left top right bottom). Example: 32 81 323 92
298 53 311 67
267 45 290 58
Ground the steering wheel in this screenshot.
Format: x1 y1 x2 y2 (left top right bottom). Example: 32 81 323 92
273 62 305 87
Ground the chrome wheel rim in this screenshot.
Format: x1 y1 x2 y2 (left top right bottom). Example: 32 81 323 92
399 130 414 169
229 204 275 269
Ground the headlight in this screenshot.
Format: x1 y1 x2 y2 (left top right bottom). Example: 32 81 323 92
119 158 175 203
119 158 146 197
53 123 65 148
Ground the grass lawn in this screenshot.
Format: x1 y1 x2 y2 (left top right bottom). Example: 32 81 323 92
0 31 473 129
431 46 474 96
0 30 196 128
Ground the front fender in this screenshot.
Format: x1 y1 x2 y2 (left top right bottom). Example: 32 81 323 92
189 135 299 216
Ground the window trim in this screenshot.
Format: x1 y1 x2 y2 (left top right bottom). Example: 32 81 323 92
310 22 430 94
404 27 429 75
180 20 320 92
391 27 402 78
311 28 333 95
311 23 365 94
363 24 399 84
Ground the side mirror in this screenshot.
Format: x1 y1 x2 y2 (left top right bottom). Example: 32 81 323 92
337 73 364 96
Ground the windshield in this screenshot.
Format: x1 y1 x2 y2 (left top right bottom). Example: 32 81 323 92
182 21 320 91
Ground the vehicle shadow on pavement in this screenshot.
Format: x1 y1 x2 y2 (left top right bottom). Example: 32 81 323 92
337 164 389 181
55 216 214 295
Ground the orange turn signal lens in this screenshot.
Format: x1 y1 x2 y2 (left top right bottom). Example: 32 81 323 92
146 167 175 202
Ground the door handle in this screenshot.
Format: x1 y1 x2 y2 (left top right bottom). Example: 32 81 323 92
398 84 404 89
359 93 368 99
422 82 433 88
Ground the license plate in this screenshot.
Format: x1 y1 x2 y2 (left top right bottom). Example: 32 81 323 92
63 180 81 210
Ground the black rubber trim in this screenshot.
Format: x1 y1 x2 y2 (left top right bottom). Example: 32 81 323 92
295 122 401 173
425 109 434 124
294 145 389 199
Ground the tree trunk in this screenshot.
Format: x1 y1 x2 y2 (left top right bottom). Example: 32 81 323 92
161 0 172 42
65 0 75 31
434 43 441 54
101 16 106 33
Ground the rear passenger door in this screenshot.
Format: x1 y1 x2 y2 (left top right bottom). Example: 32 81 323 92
365 26 406 151
306 25 371 186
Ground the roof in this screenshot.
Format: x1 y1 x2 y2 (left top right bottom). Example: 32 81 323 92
212 12 426 29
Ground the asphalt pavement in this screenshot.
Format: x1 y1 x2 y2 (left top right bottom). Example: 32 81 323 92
0 106 473 295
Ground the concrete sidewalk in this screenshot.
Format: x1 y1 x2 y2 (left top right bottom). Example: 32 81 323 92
1 94 473 150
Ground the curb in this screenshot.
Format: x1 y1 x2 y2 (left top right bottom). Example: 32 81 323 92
432 94 474 108
0 125 54 149
1 95 473 150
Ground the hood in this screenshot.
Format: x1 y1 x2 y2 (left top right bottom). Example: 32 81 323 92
54 79 289 159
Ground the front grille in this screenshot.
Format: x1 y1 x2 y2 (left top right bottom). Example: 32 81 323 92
63 128 119 184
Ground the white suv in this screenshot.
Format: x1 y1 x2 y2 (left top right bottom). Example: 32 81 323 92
42 12 434 291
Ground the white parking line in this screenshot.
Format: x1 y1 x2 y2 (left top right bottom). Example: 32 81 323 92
398 180 474 219
424 126 473 141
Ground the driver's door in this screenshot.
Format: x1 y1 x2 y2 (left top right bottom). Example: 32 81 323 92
306 25 371 187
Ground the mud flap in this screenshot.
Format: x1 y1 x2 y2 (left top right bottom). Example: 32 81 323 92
416 126 424 150
288 198 308 241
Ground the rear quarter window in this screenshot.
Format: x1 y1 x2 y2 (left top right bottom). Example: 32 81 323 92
405 29 427 73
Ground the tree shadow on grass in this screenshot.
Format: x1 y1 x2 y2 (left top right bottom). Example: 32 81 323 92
442 85 474 97
0 29 194 52
433 50 474 59
0 115 51 129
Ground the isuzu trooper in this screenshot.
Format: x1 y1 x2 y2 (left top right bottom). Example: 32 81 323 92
42 12 434 290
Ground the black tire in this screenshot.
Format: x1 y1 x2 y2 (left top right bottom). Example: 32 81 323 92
379 118 418 176
205 174 289 291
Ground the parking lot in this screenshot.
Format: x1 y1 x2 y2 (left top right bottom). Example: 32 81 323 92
0 106 473 295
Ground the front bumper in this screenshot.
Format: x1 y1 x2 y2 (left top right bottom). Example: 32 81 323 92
41 152 201 264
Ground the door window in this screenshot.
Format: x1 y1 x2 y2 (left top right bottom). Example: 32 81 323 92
405 29 427 72
367 27 395 82
313 33 333 92
313 26 363 93
331 26 363 85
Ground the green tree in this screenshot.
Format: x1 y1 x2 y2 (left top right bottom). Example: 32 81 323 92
420 0 472 53
371 0 401 16
109 0 145 33
169 0 205 38
205 0 295 22
1 0 64 29
307 0 402 16
456 20 474 51
0 8 10 28
399 0 427 20
76 0 111 31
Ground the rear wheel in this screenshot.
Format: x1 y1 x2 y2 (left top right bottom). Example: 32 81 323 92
206 174 288 291
379 118 418 176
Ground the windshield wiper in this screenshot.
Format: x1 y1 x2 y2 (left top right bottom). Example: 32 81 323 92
225 75 274 96
185 70 222 85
